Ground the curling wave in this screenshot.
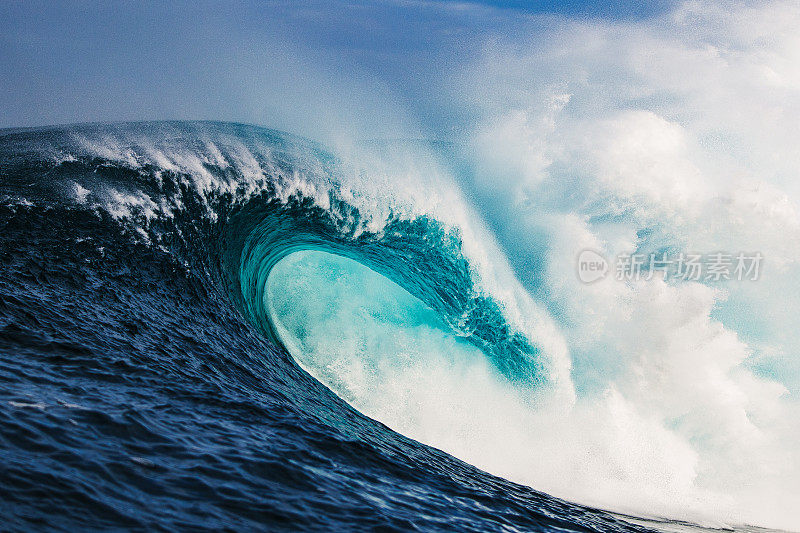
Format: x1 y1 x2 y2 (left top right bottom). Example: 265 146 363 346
0 121 795 532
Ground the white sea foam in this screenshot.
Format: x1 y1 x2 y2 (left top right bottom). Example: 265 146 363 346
425 1 800 528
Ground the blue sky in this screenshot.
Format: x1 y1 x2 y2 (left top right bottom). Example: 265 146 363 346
0 0 672 135
431 0 670 18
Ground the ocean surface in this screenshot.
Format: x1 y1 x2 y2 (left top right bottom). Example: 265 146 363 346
0 122 788 532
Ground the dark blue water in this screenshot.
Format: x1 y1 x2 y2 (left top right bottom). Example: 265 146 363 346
0 121 664 531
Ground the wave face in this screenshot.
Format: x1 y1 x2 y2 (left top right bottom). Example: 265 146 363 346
0 121 638 532
0 121 794 532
